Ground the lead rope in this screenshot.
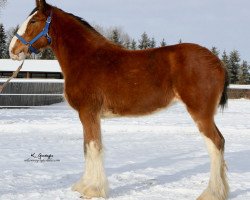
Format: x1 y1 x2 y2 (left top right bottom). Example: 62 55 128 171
0 60 24 93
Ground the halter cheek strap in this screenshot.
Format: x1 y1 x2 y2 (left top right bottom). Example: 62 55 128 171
15 12 52 54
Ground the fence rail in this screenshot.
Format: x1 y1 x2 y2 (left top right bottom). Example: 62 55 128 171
228 88 250 99
0 94 63 96
0 80 64 107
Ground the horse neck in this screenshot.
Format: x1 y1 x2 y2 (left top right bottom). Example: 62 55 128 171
49 8 109 76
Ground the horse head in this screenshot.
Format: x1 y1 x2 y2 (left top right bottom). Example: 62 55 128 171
9 0 52 60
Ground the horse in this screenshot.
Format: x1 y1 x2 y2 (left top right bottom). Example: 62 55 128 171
9 0 229 199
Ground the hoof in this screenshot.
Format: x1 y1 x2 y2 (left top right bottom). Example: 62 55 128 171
197 189 214 200
197 188 228 200
72 181 108 199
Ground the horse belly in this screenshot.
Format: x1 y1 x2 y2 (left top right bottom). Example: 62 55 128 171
102 90 174 118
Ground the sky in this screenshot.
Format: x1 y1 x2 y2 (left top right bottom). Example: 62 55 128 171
0 0 250 62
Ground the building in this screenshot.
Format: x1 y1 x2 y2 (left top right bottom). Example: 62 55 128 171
0 59 63 79
0 59 64 107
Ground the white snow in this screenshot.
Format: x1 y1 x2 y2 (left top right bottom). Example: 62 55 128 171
229 84 250 89
0 99 250 200
0 59 61 72
0 79 64 83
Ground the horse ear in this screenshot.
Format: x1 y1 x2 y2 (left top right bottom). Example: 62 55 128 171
36 0 47 12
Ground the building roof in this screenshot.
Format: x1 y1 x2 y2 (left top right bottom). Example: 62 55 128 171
0 59 61 73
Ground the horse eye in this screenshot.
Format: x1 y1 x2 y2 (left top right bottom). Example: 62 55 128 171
30 19 36 24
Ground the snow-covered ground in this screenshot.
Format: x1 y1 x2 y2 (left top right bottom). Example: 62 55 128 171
0 99 250 200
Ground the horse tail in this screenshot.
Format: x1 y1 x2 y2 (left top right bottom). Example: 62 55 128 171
219 65 229 110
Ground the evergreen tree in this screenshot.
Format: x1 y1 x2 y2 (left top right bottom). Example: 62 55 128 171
229 50 241 84
110 29 122 45
0 23 8 58
179 39 182 44
248 63 250 84
150 37 156 48
221 50 230 79
39 48 55 60
131 39 137 50
138 32 151 49
221 51 229 68
160 38 166 47
211 46 220 57
238 61 250 84
7 25 19 42
5 25 19 58
106 27 133 49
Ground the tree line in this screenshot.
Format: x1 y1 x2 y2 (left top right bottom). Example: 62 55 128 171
0 23 249 84
211 47 250 85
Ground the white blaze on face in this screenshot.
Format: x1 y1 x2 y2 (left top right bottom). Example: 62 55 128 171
9 11 37 60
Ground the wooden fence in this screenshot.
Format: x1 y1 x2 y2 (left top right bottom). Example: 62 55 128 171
228 88 250 99
0 80 64 107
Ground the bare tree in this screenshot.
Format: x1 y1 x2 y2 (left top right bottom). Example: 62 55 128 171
94 25 132 49
0 0 7 15
6 25 19 44
93 24 106 36
0 0 7 8
5 25 19 58
105 26 132 46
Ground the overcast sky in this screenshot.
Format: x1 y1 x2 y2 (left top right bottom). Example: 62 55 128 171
0 0 249 62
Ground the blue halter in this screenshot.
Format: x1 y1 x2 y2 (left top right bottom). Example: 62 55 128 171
15 12 52 54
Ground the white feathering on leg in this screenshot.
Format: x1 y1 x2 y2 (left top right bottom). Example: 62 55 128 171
198 137 229 200
72 141 108 198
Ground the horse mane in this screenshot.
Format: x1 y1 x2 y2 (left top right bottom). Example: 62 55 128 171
68 13 97 33
58 8 120 47
57 7 103 36
29 6 101 36
29 8 38 16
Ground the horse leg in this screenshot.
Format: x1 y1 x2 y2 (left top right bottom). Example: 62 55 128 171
191 115 229 200
72 110 108 198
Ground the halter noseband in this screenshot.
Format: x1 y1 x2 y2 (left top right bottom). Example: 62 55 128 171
15 12 52 54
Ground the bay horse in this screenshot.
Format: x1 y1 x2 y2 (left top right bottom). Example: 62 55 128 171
9 0 229 199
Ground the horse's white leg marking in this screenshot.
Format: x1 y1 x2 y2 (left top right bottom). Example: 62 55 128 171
72 141 108 198
198 137 229 200
9 12 37 60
